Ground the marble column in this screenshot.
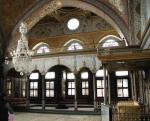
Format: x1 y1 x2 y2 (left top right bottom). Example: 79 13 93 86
130 71 135 100
133 71 137 101
138 70 144 104
26 74 30 109
92 71 96 111
103 64 107 104
74 71 78 111
108 73 111 105
41 72 45 110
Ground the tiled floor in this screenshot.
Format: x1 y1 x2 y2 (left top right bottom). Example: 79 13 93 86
13 112 101 121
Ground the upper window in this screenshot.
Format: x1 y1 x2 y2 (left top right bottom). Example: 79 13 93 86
102 39 119 47
30 73 39 79
81 72 88 79
45 72 55 79
67 18 80 30
116 71 128 76
68 42 83 50
96 69 107 77
32 42 50 54
37 45 50 54
67 73 75 79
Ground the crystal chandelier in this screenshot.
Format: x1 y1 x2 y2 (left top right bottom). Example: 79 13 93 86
10 22 34 75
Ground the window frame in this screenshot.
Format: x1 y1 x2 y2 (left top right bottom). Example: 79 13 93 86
117 78 129 97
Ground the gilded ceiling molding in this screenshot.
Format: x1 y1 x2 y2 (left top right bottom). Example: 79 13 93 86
7 0 130 53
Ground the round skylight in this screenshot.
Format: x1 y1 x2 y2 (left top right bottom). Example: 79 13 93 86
67 18 80 30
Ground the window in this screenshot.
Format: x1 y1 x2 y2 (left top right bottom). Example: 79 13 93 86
68 82 75 95
30 82 38 97
96 69 107 77
97 80 104 97
30 73 39 79
81 72 88 79
22 81 26 97
116 71 128 76
46 81 54 97
37 45 50 54
67 73 75 79
68 42 83 50
117 79 129 97
96 69 107 97
45 72 55 79
30 72 39 97
82 81 89 95
102 39 119 47
7 80 12 96
67 18 80 30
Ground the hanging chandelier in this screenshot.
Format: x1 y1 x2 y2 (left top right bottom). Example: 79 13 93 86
10 22 34 75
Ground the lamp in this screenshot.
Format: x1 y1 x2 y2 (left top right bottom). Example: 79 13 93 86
11 22 34 75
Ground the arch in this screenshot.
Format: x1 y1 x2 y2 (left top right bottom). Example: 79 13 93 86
6 68 22 78
32 42 50 50
32 42 50 54
47 64 72 73
63 39 84 47
8 0 130 52
98 35 126 48
99 35 123 43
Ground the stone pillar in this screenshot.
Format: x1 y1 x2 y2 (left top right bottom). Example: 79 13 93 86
41 72 45 110
133 71 137 101
130 71 135 100
26 74 30 109
103 64 107 104
139 70 144 104
92 71 96 111
144 70 149 113
108 72 111 105
11 77 15 98
74 71 78 111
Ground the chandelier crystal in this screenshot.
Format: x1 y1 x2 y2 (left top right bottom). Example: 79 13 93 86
11 22 34 74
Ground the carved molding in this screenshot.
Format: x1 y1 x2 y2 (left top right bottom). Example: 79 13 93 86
4 54 102 75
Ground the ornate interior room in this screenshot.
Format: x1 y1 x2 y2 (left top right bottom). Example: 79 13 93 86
0 0 150 120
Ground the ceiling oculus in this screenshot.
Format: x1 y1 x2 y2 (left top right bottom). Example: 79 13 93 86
67 18 80 30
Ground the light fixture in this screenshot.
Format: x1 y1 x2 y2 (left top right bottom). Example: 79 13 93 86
10 22 34 75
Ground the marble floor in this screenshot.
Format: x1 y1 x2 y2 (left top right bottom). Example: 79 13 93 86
13 112 101 121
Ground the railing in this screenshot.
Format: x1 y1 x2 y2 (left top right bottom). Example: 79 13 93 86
112 113 150 121
97 46 150 56
111 103 150 121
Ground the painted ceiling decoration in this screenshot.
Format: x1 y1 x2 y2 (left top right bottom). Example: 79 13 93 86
0 0 131 53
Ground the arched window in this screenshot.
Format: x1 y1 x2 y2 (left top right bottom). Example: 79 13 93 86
68 42 83 50
32 43 50 54
99 35 125 48
102 39 119 47
37 45 50 54
64 39 84 51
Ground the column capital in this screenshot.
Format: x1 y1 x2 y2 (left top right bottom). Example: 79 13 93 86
92 68 97 74
41 70 46 76
73 70 78 75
